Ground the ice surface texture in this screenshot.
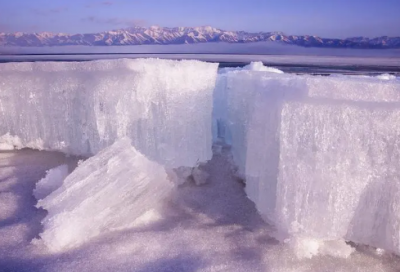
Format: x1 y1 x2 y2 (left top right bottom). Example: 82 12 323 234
33 164 69 200
0 58 218 168
213 62 284 177
2 57 400 258
215 69 400 257
36 138 173 252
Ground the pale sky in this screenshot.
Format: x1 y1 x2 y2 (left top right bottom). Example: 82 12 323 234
1 0 399 38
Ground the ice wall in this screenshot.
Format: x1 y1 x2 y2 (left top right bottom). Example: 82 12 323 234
213 62 284 177
36 138 173 252
215 68 400 257
0 58 218 168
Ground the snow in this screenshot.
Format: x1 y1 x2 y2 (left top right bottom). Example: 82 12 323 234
0 58 218 168
35 138 173 252
214 67 400 257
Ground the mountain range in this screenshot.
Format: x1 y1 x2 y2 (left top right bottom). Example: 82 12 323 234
1 26 399 49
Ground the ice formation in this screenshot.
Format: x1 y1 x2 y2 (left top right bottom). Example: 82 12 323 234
36 138 174 252
376 73 396 80
0 58 218 168
218 61 284 74
167 163 209 186
33 164 69 200
213 63 284 177
1 57 400 258
214 67 400 257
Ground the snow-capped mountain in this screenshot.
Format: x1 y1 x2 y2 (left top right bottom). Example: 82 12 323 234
0 26 399 48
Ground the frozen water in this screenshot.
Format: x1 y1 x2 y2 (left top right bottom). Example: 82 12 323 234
33 164 69 200
287 237 355 259
0 58 218 168
215 68 400 257
213 64 288 178
36 138 174 252
242 62 284 73
0 133 24 150
218 61 284 74
1 57 400 268
376 73 397 80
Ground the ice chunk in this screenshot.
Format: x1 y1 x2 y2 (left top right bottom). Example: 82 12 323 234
218 61 284 74
36 138 173 252
0 142 15 150
33 164 69 200
376 73 396 80
288 238 355 259
213 70 302 177
0 58 218 168
166 163 209 186
242 61 284 73
166 166 193 186
0 133 23 150
216 70 400 256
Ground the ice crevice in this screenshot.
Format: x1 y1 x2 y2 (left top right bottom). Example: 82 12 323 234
0 59 400 258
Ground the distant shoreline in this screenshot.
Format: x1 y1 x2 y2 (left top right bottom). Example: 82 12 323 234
1 53 399 75
1 26 399 49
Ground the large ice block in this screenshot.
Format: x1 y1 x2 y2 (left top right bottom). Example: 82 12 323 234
213 64 289 178
0 58 218 168
36 138 173 252
217 70 400 257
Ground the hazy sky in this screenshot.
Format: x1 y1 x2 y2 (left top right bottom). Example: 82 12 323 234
1 0 399 38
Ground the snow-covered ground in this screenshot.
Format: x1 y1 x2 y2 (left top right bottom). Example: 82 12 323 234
1 148 400 272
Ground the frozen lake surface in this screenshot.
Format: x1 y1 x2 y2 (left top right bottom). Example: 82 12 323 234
1 43 400 74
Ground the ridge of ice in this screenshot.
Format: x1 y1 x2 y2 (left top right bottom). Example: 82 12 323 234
35 138 173 252
0 58 218 168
